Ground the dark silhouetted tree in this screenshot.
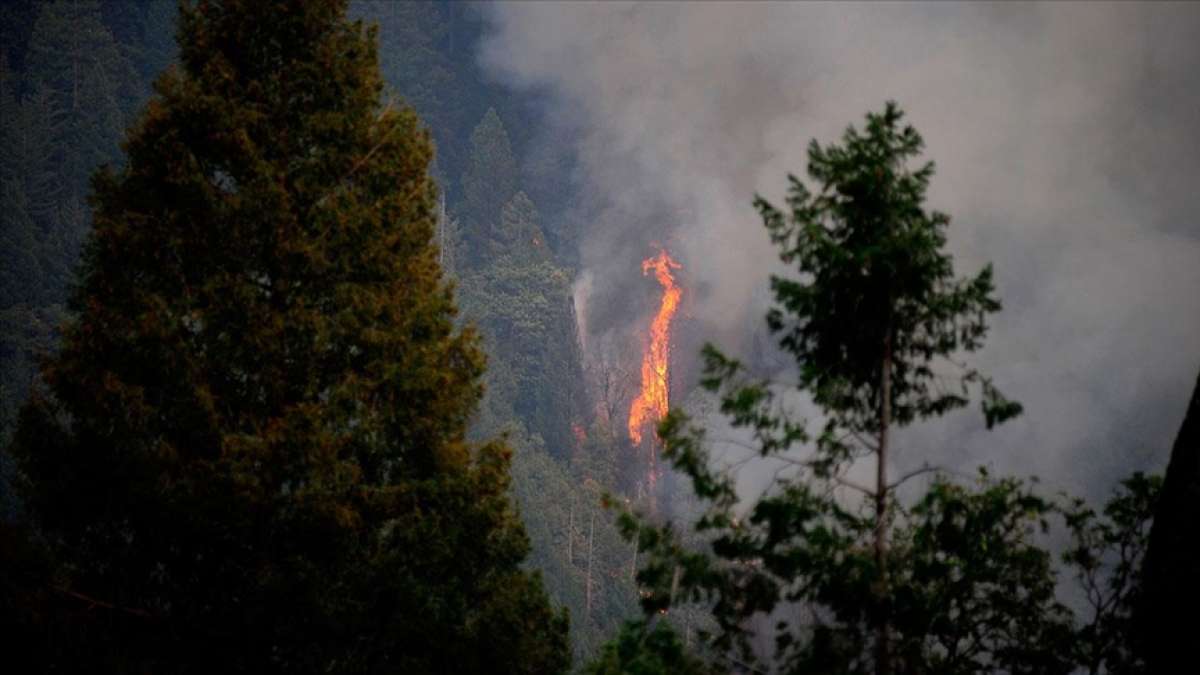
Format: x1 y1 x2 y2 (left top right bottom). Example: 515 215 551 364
1064 472 1159 674
1137 369 1199 672
8 1 568 672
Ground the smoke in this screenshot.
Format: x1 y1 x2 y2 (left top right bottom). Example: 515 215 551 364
478 2 1200 500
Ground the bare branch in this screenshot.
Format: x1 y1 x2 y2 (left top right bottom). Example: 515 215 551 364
833 473 876 497
313 98 400 209
886 464 944 491
56 587 158 619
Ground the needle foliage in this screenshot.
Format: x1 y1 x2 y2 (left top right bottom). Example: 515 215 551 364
8 1 568 672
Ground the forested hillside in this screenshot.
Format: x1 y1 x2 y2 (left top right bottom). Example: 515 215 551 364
351 2 641 657
0 0 638 663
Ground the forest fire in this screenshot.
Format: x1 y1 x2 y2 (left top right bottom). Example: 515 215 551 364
627 248 682 492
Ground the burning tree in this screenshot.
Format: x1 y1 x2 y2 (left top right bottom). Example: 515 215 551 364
627 248 683 508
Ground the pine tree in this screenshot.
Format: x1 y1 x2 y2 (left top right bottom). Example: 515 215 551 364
9 1 567 671
494 191 550 264
0 56 66 464
602 104 1034 675
357 0 454 131
752 102 1020 674
0 110 53 309
458 191 586 459
97 0 179 93
460 106 518 263
1 3 143 449
25 0 133 198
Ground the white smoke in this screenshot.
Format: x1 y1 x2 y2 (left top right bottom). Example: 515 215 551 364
479 1 1200 499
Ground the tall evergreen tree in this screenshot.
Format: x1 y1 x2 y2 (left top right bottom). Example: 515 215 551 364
26 0 134 199
0 87 57 309
357 0 454 136
459 191 585 459
99 0 179 97
0 2 135 365
602 104 1035 675
752 103 1019 674
0 54 68 481
460 106 518 263
9 1 567 672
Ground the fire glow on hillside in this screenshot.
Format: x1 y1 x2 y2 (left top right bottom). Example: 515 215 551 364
627 248 682 493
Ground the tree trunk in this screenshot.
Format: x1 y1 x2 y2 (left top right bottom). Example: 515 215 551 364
631 534 639 580
567 497 574 564
586 509 595 617
669 564 681 607
874 329 893 675
71 48 79 112
437 195 446 267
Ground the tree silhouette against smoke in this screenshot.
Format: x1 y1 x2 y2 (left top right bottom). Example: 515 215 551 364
600 103 1157 675
751 102 1020 674
1137 369 1200 671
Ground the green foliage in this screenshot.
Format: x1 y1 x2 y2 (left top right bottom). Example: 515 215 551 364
459 192 585 459
756 101 1018 458
0 1 144 485
586 620 717 675
0 81 66 307
358 18 609 656
458 196 628 659
99 0 179 90
508 430 640 662
7 1 567 671
890 475 1076 674
357 0 454 142
355 0 570 231
1064 472 1160 674
460 107 519 263
26 0 135 197
595 104 1156 675
619 426 1159 673
494 191 552 263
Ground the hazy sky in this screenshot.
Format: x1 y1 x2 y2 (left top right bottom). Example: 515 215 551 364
479 2 1200 500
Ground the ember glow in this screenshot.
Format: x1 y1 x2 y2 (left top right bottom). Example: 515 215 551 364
627 249 682 450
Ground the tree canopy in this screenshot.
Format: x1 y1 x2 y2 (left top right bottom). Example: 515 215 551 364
598 103 1156 675
7 1 567 671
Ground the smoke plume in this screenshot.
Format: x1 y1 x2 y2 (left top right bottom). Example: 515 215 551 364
479 2 1200 499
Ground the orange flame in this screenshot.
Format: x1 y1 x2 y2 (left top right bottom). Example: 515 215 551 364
628 249 682 447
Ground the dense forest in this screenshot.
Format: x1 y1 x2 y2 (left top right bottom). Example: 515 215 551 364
1 2 1196 673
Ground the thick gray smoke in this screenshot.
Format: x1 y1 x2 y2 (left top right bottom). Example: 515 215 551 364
479 2 1200 500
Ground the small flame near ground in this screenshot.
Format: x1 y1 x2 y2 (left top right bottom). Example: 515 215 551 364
627 248 682 494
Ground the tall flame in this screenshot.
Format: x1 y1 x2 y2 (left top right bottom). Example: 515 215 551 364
628 249 682 447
